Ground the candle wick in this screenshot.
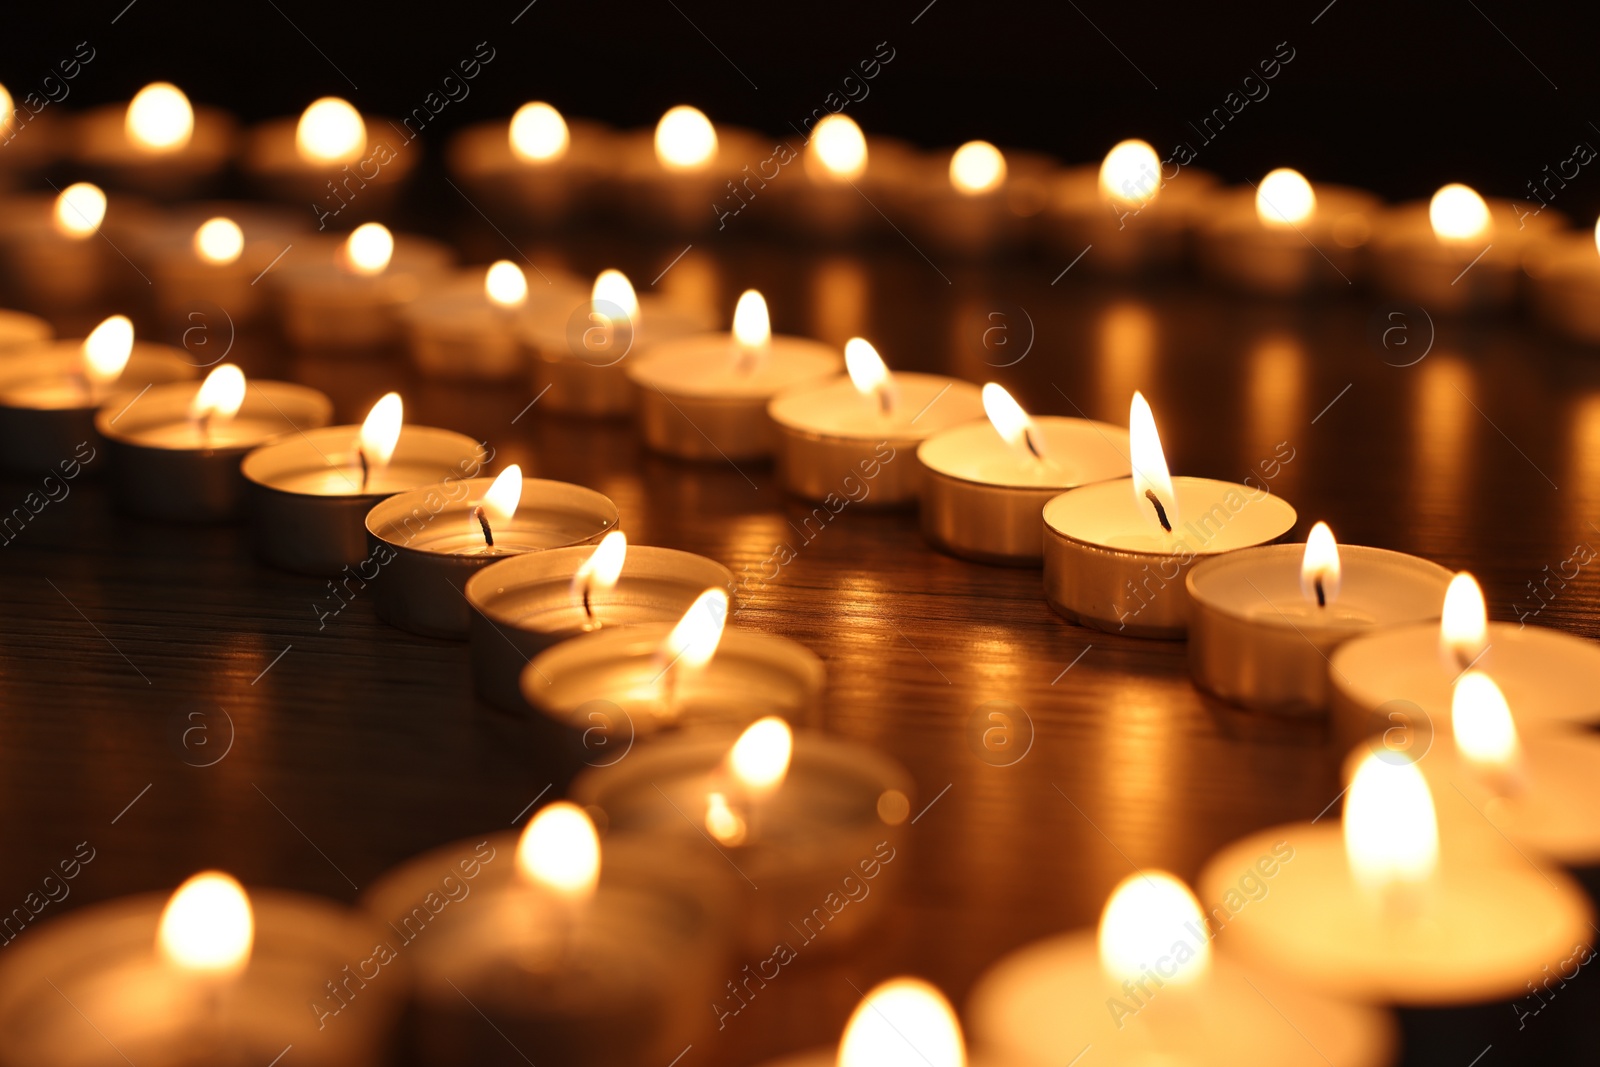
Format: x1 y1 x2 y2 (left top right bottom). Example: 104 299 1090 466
581 577 595 624
878 387 893 417
473 505 495 547
1144 489 1172 533
1314 576 1326 608
1023 427 1051 464
358 448 371 492
197 411 212 445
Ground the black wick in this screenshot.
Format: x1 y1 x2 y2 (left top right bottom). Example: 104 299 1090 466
358 449 371 492
1314 576 1326 608
878 388 893 417
473 506 494 547
1024 427 1047 462
1144 489 1172 533
581 577 595 624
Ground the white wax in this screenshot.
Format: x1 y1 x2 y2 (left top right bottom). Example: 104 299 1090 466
0 343 195 411
768 372 984 440
268 461 444 496
122 417 292 449
1045 476 1297 554
0 310 50 355
918 415 1131 489
519 294 715 360
627 333 840 399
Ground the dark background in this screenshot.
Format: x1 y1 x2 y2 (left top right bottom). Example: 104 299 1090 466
5 0 1600 215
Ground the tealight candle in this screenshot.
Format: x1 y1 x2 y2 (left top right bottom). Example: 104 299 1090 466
572 717 914 956
1196 168 1380 294
1368 183 1561 312
0 870 401 1066
402 261 585 380
760 978 1002 1067
1526 217 1600 344
769 338 985 505
1186 522 1454 714
361 803 723 1067
1045 139 1218 275
0 78 64 182
970 870 1395 1067
242 392 488 575
0 315 196 474
97 363 333 521
270 223 453 352
629 289 843 460
0 308 50 355
446 102 611 226
145 211 303 328
465 535 734 713
910 140 1055 257
0 183 154 310
1197 753 1591 1005
917 383 1132 564
766 114 882 241
244 96 417 216
1329 571 1600 756
1043 392 1297 637
522 589 824 738
615 105 766 233
518 269 714 416
364 466 618 638
73 81 235 195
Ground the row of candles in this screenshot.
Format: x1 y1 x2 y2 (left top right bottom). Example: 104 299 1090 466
7 82 1600 333
0 90 1596 1067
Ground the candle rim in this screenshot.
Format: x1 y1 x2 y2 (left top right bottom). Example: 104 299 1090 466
917 414 1131 490
365 477 619 558
240 424 486 498
465 545 732 629
1042 474 1297 557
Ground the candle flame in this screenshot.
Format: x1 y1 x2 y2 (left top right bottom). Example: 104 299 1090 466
83 315 134 388
1129 391 1178 535
126 82 193 152
1439 572 1488 669
845 338 896 415
654 105 717 171
0 85 11 135
53 182 107 238
729 716 793 794
1256 167 1316 228
295 96 366 164
810 114 867 180
1097 870 1211 986
837 978 967 1067
188 364 246 424
1300 521 1341 607
662 588 729 671
1593 215 1600 259
732 288 771 353
981 382 1049 464
515 801 600 902
592 269 640 321
509 101 570 163
194 217 244 266
342 222 394 277
1344 753 1439 895
705 791 748 846
949 140 1006 196
571 530 627 604
485 260 528 308
1429 183 1491 243
1099 139 1161 209
1452 670 1522 776
359 392 403 471
480 465 523 527
157 871 254 977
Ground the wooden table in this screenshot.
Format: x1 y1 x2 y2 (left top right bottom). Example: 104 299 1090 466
2 217 1597 1066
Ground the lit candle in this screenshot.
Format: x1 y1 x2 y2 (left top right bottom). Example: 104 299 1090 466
0 869 402 1065
629 289 843 460
364 465 619 638
0 315 195 474
1329 571 1600 755
447 101 611 227
1186 522 1454 713
1196 167 1379 294
571 716 914 955
519 268 715 416
362 802 724 1067
917 382 1132 563
402 260 583 380
97 362 333 521
1045 139 1218 275
909 138 1052 257
0 181 140 310
72 81 234 194
617 105 763 234
768 337 985 505
756 978 975 1067
146 213 289 327
466 535 733 712
972 868 1395 1066
0 308 51 356
1042 391 1297 636
244 96 417 214
1198 753 1591 1006
241 392 487 575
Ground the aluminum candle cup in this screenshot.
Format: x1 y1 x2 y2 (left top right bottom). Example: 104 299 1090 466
1526 231 1600 344
0 343 196 475
142 204 304 327
769 374 985 505
0 310 50 355
466 546 734 713
269 234 453 352
364 477 618 639
73 101 236 196
242 426 487 576
519 295 714 417
571 729 914 957
1196 184 1379 295
1367 198 1561 313
401 273 585 381
917 416 1132 565
1045 164 1219 276
628 334 842 460
0 193 158 309
613 123 769 234
1042 477 1298 638
361 831 722 1067
243 115 418 214
445 117 613 226
0 888 400 1067
908 146 1056 258
522 622 824 738
1186 545 1454 715
766 134 924 243
96 379 333 521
